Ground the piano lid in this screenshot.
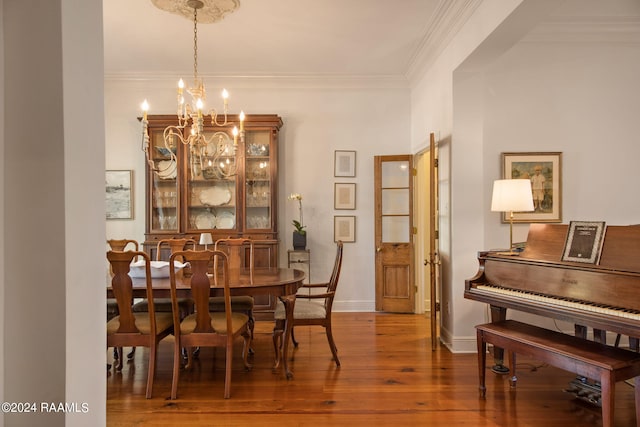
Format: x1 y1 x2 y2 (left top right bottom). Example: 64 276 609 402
517 224 640 274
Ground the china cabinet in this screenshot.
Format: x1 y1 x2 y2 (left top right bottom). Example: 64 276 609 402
143 114 283 314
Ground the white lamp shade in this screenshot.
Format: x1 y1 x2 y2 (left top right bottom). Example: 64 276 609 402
199 233 214 245
491 179 534 212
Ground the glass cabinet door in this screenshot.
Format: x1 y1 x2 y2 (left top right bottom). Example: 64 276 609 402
186 130 237 233
244 130 272 230
149 128 179 233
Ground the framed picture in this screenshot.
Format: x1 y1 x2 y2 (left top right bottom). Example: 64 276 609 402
334 215 356 243
502 152 562 223
334 150 356 177
562 221 606 264
106 170 133 220
334 183 356 210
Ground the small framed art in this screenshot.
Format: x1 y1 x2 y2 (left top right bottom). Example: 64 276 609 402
106 170 133 219
334 150 356 177
334 215 356 243
334 183 356 210
561 221 606 264
502 152 562 223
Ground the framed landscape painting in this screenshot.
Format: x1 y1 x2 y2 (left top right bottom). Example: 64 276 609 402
502 152 562 223
106 170 133 219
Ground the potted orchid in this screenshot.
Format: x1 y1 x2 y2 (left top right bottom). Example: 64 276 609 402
288 193 307 250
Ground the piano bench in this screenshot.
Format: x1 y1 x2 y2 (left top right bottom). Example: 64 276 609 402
476 320 640 427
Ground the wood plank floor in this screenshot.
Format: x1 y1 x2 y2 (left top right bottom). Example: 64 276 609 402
107 313 638 426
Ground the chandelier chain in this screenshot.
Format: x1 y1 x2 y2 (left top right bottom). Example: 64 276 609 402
193 7 198 82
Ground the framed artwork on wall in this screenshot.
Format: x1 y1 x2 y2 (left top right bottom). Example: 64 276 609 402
334 150 356 177
334 215 356 243
334 183 356 210
106 170 133 220
502 152 562 223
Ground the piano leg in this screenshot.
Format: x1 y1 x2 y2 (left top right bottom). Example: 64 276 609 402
489 305 509 374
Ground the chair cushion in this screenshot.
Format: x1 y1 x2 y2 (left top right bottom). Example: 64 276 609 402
180 312 249 335
209 296 254 312
106 312 173 335
132 298 193 313
274 299 326 320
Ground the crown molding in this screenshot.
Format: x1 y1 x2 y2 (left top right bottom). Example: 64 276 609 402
521 16 640 44
405 0 483 85
104 72 411 90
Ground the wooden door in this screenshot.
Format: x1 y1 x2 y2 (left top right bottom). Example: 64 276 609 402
375 155 415 313
427 133 440 350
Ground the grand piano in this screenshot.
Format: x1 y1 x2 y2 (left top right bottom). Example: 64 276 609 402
465 223 640 402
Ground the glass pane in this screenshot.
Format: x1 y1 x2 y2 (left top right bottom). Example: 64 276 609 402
381 161 409 188
382 189 409 215
245 130 271 230
382 216 410 243
150 129 178 232
187 130 237 232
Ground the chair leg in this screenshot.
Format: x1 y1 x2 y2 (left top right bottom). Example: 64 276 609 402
325 323 340 367
146 342 157 399
127 347 136 359
115 347 124 371
171 338 181 400
224 341 233 399
248 310 255 355
272 319 285 369
291 326 299 348
242 327 253 371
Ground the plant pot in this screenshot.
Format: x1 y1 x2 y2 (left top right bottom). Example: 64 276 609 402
292 231 307 250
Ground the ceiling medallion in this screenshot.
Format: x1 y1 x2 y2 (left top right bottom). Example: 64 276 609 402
151 0 240 24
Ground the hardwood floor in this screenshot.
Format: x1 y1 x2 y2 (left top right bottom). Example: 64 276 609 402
107 313 638 426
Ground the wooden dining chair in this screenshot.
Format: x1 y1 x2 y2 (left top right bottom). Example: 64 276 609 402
273 241 344 366
106 239 140 363
169 250 252 399
209 238 256 342
106 250 174 398
133 238 196 320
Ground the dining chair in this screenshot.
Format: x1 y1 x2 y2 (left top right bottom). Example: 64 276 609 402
106 239 140 363
273 241 344 366
132 238 197 320
106 250 174 398
169 249 252 399
209 238 256 342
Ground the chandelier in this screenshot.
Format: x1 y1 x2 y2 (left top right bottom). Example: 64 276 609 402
141 0 243 180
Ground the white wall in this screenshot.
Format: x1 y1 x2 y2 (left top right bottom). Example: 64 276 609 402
105 77 411 311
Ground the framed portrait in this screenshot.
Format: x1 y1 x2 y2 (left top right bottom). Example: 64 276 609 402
334 215 356 243
106 170 133 220
334 183 356 210
502 152 562 223
561 221 606 264
334 150 356 177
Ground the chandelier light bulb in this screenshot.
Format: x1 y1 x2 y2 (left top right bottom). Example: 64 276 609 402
141 99 149 120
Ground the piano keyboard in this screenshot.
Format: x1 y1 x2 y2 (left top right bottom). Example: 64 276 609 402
475 285 640 321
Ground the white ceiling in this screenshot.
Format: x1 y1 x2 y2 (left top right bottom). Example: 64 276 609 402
103 0 640 80
103 0 465 80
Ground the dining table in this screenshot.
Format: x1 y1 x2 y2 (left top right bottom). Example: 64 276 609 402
107 266 306 379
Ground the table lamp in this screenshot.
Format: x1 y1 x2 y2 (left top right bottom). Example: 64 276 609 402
491 179 534 255
199 232 213 250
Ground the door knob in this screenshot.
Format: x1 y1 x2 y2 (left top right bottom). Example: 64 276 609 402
376 247 382 252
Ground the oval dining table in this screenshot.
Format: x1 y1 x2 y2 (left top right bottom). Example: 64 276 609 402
107 267 306 379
